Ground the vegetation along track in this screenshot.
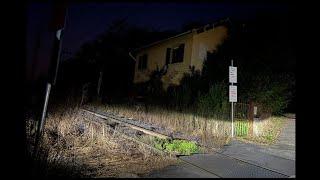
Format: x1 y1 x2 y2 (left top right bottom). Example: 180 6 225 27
80 108 290 178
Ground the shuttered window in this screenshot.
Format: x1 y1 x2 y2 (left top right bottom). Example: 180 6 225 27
171 43 185 63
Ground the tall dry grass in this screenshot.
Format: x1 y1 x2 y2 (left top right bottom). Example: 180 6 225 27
26 107 176 178
249 116 286 144
97 103 232 148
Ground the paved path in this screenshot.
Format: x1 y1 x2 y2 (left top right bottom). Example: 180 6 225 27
146 117 295 178
218 117 295 176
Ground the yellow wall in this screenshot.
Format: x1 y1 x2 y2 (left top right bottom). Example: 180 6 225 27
133 33 194 89
191 26 228 71
133 25 228 90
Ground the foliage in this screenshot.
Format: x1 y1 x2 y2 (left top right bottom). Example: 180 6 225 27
153 138 199 155
240 116 286 144
242 73 295 115
196 82 229 117
146 66 166 97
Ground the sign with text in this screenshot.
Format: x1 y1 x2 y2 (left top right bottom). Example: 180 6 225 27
229 66 237 83
229 85 237 102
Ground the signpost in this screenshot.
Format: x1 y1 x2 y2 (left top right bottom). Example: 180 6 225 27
229 66 237 83
34 3 68 157
229 60 237 138
229 85 237 102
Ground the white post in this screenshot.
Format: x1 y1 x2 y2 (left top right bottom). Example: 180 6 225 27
33 82 52 157
231 60 234 138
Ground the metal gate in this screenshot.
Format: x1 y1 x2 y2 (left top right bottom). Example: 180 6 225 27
233 100 272 137
234 101 250 137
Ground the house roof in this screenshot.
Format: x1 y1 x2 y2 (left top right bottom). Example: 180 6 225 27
130 18 231 54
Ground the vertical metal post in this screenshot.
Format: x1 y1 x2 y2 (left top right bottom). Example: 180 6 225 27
39 83 52 133
33 4 68 157
231 60 234 138
33 82 51 156
51 7 68 86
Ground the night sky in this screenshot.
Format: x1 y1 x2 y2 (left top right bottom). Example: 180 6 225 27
26 2 290 80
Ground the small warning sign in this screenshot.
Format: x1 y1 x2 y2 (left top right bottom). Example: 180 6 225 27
229 85 237 102
229 66 237 83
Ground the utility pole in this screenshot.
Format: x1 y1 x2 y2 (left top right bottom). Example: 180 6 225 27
33 2 68 157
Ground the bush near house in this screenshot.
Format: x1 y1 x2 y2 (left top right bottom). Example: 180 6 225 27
196 82 229 117
134 61 293 117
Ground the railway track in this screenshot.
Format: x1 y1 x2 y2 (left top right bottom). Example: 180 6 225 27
80 107 291 178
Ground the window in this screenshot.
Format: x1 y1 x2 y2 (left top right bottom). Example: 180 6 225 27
165 48 171 65
171 44 185 63
138 54 148 70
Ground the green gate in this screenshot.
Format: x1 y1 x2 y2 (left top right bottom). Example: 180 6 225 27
235 119 249 136
234 102 250 137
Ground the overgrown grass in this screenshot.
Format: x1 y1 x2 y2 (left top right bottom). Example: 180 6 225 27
90 102 231 148
152 138 199 155
26 107 176 178
89 101 286 148
238 116 286 145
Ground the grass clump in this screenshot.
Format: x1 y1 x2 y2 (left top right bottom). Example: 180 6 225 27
153 138 199 155
239 116 286 145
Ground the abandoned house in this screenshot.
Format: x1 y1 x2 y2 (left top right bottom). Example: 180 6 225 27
130 19 230 90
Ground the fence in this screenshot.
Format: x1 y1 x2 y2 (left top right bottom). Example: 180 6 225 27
234 100 250 137
233 99 272 137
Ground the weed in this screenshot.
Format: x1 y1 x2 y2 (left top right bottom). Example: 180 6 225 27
152 138 199 155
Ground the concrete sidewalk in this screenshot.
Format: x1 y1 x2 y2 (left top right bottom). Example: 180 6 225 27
218 117 295 176
146 117 295 178
146 151 289 178
147 159 220 178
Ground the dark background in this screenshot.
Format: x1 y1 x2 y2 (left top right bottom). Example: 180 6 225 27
25 2 295 111
1 1 317 178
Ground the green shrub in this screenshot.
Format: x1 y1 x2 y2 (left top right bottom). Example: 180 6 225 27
244 73 295 115
166 66 202 110
196 82 229 117
153 138 199 155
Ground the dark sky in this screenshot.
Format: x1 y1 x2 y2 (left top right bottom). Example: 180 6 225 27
26 2 290 80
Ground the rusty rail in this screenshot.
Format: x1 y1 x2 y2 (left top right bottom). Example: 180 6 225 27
81 108 171 139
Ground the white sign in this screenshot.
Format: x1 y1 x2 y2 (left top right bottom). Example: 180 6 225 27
229 66 237 83
229 85 237 102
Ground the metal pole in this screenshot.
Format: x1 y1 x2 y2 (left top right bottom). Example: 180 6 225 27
231 60 234 138
39 83 51 134
52 7 68 85
33 82 51 156
33 4 68 157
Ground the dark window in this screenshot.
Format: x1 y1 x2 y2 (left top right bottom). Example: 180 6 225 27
138 54 148 70
171 44 185 63
165 48 171 65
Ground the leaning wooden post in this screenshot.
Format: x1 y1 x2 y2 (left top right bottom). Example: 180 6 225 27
248 100 254 136
102 124 105 137
90 123 94 139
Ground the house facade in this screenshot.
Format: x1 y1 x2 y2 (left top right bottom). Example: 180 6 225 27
131 20 229 90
